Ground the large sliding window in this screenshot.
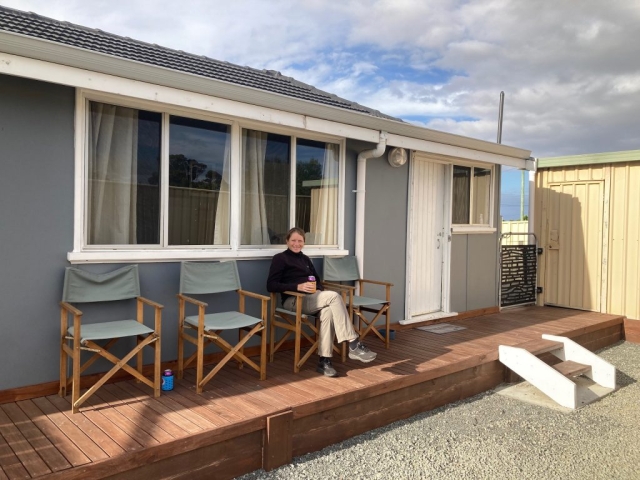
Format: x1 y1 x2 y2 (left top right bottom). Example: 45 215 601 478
240 128 340 246
168 116 230 245
241 130 290 245
87 102 161 245
82 98 343 258
297 139 339 246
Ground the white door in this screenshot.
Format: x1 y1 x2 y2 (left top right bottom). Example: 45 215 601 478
407 158 449 320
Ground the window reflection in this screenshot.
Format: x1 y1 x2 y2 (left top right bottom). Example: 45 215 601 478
452 165 471 224
472 167 491 225
87 102 161 245
241 130 290 245
297 139 339 245
168 116 231 245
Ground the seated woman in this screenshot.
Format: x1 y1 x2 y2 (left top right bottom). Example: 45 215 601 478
267 227 376 377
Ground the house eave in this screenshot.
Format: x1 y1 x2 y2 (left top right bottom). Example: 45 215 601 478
0 30 531 163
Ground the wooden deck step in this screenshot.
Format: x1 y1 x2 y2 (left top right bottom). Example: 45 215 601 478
552 360 591 378
516 338 564 356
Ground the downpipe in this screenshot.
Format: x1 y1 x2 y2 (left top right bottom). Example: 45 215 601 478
354 132 387 278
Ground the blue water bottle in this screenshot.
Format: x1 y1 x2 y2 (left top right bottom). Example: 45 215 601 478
162 369 174 391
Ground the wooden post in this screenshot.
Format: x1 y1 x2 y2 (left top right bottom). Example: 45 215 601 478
263 410 293 471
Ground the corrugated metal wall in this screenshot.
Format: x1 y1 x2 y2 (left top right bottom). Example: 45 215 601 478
501 220 529 245
608 163 640 319
536 162 640 319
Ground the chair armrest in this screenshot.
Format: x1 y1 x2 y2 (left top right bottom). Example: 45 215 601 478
60 301 82 316
238 289 270 302
283 290 305 298
360 278 394 287
238 289 269 322
322 281 356 292
137 296 164 309
177 293 208 307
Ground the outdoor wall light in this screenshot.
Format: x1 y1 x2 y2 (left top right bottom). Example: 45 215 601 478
387 147 408 167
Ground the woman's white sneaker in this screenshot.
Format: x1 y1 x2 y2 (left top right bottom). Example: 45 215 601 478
348 342 377 363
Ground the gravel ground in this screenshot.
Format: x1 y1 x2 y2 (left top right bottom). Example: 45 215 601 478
238 341 640 480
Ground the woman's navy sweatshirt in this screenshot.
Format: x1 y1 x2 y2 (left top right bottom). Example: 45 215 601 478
266 248 323 304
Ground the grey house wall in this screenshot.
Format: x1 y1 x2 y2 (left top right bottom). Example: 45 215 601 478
0 73 359 391
1 74 76 390
357 141 409 323
449 166 502 312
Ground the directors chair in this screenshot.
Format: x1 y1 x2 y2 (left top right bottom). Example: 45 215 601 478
60 265 163 413
177 261 268 393
323 256 393 349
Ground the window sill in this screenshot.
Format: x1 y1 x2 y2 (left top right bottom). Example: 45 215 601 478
451 226 497 235
68 247 350 264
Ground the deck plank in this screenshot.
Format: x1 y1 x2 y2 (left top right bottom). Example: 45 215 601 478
0 408 51 477
29 397 111 461
15 400 91 468
100 383 191 439
0 430 30 480
0 404 71 472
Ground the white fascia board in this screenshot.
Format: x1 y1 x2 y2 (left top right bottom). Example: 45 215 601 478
388 133 529 168
0 50 381 144
0 31 531 160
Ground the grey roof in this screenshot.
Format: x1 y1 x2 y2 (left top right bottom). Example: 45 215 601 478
0 5 399 121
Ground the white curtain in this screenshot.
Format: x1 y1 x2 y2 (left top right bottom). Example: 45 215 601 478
88 103 138 244
309 143 339 245
242 130 270 244
213 134 231 244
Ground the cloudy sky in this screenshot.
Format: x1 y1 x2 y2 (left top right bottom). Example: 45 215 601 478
3 0 639 218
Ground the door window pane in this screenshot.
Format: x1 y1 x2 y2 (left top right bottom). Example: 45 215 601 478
168 116 231 245
87 102 161 245
452 165 471 224
296 139 339 245
241 129 290 245
472 167 491 225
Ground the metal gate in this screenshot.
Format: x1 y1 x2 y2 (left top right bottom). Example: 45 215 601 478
499 232 538 308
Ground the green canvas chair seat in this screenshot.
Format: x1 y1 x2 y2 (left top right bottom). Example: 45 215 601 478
60 264 163 414
269 292 346 373
184 311 262 331
68 319 154 344
178 261 268 393
323 255 393 349
350 295 387 308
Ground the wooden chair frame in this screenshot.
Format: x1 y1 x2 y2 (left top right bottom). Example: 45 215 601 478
177 289 268 394
59 297 163 414
269 291 346 373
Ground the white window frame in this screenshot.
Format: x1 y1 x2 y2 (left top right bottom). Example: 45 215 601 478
70 89 348 263
450 160 496 234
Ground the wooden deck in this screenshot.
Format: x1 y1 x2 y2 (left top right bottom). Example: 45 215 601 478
0 306 625 480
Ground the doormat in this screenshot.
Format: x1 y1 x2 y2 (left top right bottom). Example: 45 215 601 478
416 323 466 334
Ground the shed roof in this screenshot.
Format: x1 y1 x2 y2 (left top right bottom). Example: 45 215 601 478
0 5 397 121
538 149 640 168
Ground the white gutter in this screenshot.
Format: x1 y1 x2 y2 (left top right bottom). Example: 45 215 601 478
355 132 388 278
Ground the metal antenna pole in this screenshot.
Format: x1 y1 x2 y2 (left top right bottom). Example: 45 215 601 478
497 91 504 144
